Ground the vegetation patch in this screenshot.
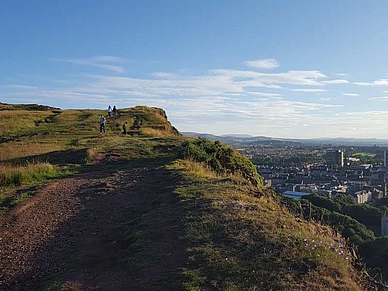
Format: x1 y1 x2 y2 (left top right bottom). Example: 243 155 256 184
168 159 362 290
178 138 263 186
0 162 56 188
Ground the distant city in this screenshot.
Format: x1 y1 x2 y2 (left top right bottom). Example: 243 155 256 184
183 132 388 204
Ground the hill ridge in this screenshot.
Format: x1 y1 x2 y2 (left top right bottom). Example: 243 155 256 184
0 103 385 290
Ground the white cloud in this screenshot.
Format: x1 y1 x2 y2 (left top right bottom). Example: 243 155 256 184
50 56 125 73
89 56 124 63
320 97 337 101
152 72 178 78
353 82 370 86
354 79 388 86
212 69 327 86
321 79 349 85
369 96 388 101
247 92 281 97
3 84 39 90
11 58 388 138
343 93 360 97
244 58 280 69
291 88 326 93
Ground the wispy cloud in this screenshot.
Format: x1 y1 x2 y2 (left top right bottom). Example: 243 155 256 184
343 93 360 97
247 92 281 97
3 84 39 90
320 97 337 101
152 72 179 78
369 96 388 101
212 69 327 87
354 79 388 86
50 56 125 73
244 58 280 69
290 88 326 93
321 79 349 85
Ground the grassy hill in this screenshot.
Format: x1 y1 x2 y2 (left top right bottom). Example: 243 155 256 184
0 103 383 290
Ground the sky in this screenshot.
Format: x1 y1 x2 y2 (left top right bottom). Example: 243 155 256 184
2 1 388 139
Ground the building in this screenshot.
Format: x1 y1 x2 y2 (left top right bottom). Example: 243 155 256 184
325 150 344 167
381 216 388 236
352 190 373 204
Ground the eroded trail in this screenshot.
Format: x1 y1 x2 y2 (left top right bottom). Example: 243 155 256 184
0 161 187 291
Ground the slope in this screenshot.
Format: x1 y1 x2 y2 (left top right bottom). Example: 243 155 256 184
0 103 383 290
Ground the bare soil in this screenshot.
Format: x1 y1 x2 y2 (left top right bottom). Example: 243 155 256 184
0 156 188 291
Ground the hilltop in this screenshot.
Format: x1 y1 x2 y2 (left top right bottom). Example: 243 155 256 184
0 103 384 290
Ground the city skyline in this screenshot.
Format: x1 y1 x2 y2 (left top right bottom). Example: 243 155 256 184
2 1 388 138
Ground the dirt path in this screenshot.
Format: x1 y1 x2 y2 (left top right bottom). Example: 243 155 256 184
0 159 188 291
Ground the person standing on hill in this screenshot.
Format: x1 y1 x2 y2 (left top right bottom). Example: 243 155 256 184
107 105 112 117
100 115 106 133
112 106 117 117
122 121 128 135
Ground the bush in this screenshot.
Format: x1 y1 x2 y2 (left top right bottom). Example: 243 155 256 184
179 138 262 186
303 193 342 212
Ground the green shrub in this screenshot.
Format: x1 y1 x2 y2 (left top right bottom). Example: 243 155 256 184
303 193 342 212
179 138 262 186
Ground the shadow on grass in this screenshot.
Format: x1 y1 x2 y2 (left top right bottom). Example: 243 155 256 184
0 185 40 211
5 149 90 166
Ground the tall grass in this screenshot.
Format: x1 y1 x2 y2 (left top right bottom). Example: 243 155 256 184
0 162 56 187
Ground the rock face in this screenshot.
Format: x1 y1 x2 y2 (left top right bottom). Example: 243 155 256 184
123 106 182 137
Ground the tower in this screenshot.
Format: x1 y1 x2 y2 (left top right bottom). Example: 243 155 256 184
325 149 344 167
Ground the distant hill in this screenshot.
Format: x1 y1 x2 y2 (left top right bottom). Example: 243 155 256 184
182 132 388 147
0 102 60 111
182 132 302 146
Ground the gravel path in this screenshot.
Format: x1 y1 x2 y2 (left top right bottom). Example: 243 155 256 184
0 162 187 291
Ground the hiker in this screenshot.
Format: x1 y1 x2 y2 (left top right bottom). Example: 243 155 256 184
122 121 128 135
107 105 112 117
99 115 106 133
112 105 117 117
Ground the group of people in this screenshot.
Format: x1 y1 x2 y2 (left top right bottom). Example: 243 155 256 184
99 105 129 135
107 105 117 117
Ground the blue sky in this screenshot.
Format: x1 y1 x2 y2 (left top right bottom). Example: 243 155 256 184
2 1 388 139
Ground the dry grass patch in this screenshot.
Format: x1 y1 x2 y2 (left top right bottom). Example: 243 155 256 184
0 142 64 162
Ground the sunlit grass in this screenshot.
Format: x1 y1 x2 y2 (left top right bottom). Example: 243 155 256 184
0 162 56 188
168 159 362 291
140 127 169 137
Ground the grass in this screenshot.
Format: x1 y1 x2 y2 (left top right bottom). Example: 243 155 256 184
0 105 182 208
120 218 144 271
351 152 376 158
168 159 363 291
0 103 374 290
0 162 57 209
0 162 56 187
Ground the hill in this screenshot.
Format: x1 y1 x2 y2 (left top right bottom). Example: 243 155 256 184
182 132 388 147
0 103 384 290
